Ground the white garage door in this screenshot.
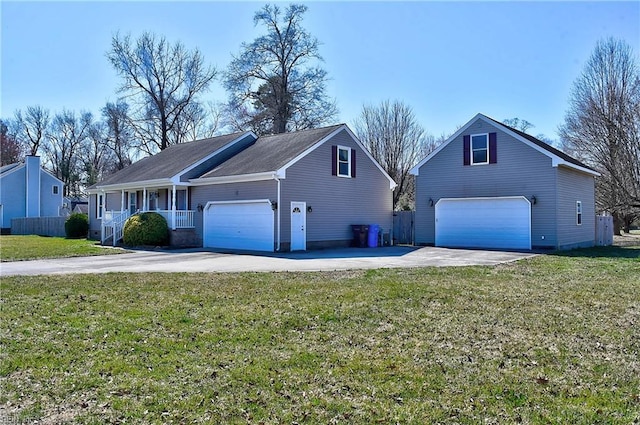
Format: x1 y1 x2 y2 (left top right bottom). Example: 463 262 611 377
435 197 531 250
204 200 274 252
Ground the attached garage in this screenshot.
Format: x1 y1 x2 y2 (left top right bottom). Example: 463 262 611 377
435 197 531 250
203 200 274 252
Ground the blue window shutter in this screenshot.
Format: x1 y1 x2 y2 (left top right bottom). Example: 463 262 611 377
351 149 356 178
489 132 497 164
331 145 337 176
463 135 471 166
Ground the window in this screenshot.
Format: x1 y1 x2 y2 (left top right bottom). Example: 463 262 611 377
576 201 582 225
338 146 351 177
52 185 59 195
471 134 489 164
129 192 137 215
97 194 104 219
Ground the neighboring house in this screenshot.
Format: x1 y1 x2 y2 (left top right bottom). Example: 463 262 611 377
73 204 89 215
0 156 64 233
410 113 599 250
88 124 396 251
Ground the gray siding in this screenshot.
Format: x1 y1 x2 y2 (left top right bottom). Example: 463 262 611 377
191 180 278 246
555 166 596 249
281 129 393 245
415 118 558 248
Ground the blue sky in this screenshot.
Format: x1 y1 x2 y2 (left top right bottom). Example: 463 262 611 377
2 1 639 142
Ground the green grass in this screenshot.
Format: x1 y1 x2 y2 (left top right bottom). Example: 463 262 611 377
0 235 123 262
1 246 639 424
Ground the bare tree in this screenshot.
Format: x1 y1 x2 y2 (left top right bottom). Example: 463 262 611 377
0 119 23 165
13 106 50 156
224 4 338 135
45 110 93 197
503 117 534 133
559 38 640 234
107 32 217 152
102 100 134 171
354 100 426 209
81 120 114 188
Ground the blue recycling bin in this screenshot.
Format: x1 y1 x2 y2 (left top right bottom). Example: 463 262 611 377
368 224 380 248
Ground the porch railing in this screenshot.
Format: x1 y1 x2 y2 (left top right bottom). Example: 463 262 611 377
101 210 131 246
156 210 195 229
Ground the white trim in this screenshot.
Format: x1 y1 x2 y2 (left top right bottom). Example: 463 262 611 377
0 162 64 185
336 145 352 178
576 200 583 226
410 113 600 177
470 133 489 165
97 193 105 219
189 172 277 185
89 178 174 193
52 184 60 195
275 125 397 190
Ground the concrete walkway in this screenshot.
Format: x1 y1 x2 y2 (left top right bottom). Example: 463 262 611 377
0 246 535 276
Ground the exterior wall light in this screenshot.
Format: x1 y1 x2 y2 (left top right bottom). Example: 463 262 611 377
531 196 537 205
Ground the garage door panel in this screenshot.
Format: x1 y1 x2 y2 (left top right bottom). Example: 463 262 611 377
435 197 531 250
204 201 274 252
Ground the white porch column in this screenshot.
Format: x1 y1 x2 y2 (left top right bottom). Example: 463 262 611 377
121 190 125 213
143 187 147 212
171 185 177 230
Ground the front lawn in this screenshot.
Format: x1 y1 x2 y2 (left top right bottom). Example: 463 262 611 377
1 246 639 424
0 235 123 262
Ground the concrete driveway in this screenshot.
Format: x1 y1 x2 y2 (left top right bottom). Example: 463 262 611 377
0 246 535 276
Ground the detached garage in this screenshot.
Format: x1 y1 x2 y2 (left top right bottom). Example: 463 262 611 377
435 197 531 250
410 113 599 250
203 200 274 252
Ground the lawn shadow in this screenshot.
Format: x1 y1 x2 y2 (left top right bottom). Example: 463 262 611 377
202 245 421 260
548 245 640 259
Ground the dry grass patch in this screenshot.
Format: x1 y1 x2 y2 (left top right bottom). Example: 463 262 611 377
1 246 639 424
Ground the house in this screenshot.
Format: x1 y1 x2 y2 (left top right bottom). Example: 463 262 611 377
0 156 64 233
410 113 599 250
87 124 396 251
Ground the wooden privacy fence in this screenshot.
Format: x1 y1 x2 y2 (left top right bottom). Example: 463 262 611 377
11 217 67 237
393 211 414 245
595 215 614 246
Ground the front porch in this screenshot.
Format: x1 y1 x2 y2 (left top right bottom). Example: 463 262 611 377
99 185 196 246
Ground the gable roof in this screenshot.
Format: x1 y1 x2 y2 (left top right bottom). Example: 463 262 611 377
0 159 65 184
92 131 253 189
0 162 22 176
200 124 343 178
195 124 397 190
410 113 600 176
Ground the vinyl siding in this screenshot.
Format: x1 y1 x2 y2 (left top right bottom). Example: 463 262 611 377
415 118 557 248
281 129 393 244
0 166 27 226
39 172 62 216
555 166 596 249
191 180 278 246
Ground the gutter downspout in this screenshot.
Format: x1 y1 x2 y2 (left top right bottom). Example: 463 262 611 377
275 175 281 251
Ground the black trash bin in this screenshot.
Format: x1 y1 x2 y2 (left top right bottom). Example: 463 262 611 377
351 225 369 247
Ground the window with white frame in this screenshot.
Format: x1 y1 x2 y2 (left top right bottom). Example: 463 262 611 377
337 146 351 177
471 134 489 164
576 201 582 225
97 194 104 219
52 185 59 195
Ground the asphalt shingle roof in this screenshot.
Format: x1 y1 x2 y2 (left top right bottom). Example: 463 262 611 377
201 124 344 178
95 132 248 186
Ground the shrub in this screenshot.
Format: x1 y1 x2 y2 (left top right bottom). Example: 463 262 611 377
65 213 89 239
123 212 169 247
